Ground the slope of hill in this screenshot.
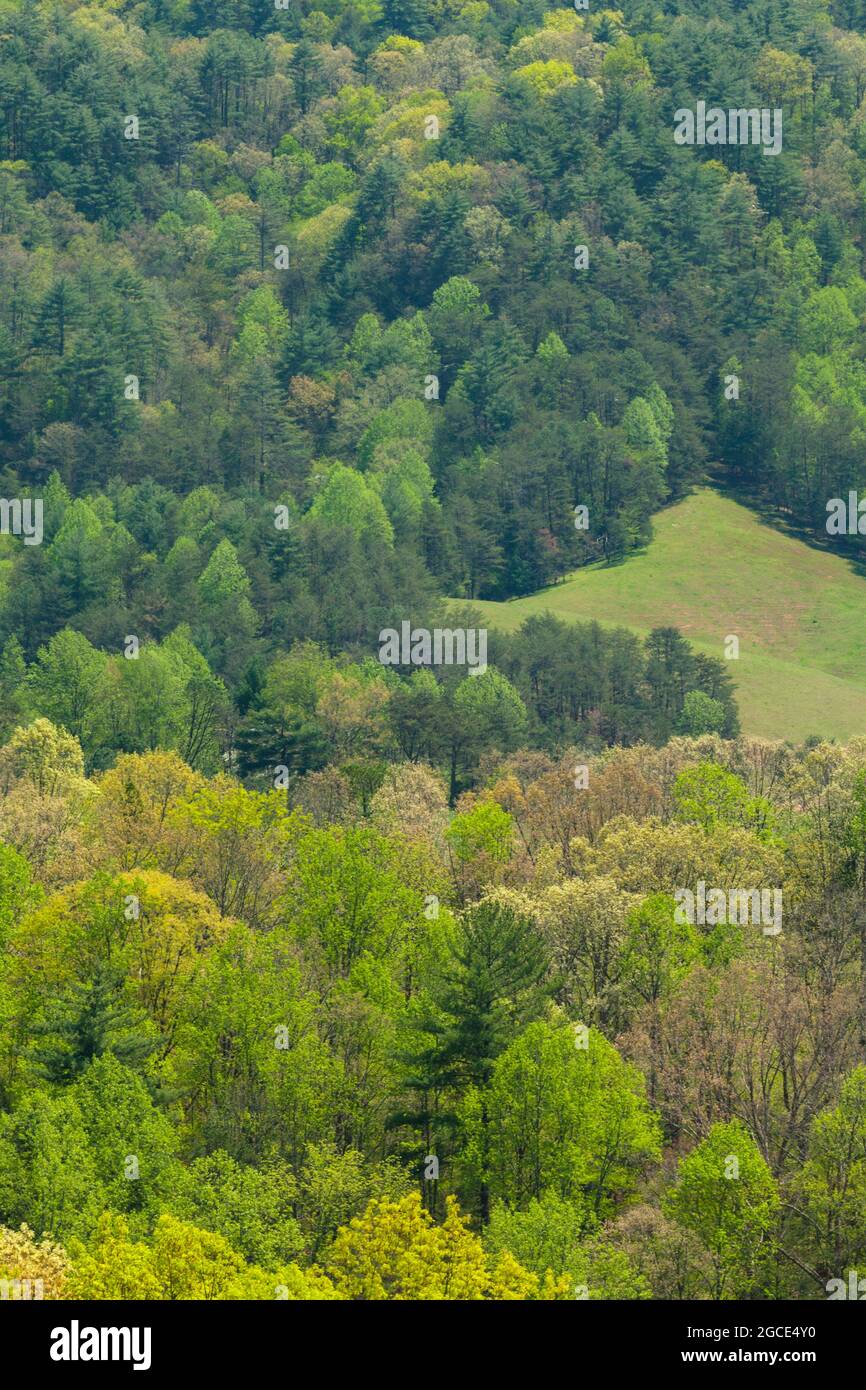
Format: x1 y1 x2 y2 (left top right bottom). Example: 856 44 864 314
470 490 866 744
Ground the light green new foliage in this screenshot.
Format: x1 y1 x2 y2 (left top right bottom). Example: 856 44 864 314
622 395 668 471
0 717 86 795
47 499 103 583
798 285 857 355
297 1142 412 1259
679 689 726 736
645 381 674 447
469 1016 661 1213
536 332 569 365
664 1120 779 1299
620 892 700 1007
71 1055 179 1227
165 1150 305 1268
513 59 578 99
485 1189 592 1283
0 841 41 946
485 1189 651 1298
673 761 775 839
357 397 433 468
446 801 513 864
453 668 527 744
0 1089 104 1243
347 310 434 377
794 1066 866 1278
27 629 108 748
234 286 289 355
370 444 437 534
282 822 435 986
197 538 251 606
178 924 340 1167
308 463 394 547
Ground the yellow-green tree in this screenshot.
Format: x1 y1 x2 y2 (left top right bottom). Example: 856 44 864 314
0 1224 70 1300
67 1213 340 1301
8 870 230 1062
326 1192 567 1299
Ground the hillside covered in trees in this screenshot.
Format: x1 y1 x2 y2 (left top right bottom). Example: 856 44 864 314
2 0 866 1305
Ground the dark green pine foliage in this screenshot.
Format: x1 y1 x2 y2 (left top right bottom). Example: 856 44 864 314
393 902 554 1216
235 707 329 782
28 962 158 1085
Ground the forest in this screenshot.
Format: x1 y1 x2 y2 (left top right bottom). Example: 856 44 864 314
1 0 866 1303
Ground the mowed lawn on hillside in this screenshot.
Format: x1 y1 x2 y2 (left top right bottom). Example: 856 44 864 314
469 490 866 743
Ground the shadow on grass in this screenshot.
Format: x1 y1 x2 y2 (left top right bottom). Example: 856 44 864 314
707 466 866 581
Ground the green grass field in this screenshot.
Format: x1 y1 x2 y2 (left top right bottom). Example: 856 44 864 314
469 489 866 743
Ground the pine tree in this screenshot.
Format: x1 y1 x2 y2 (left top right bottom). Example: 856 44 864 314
235 708 328 784
396 902 553 1219
29 962 157 1085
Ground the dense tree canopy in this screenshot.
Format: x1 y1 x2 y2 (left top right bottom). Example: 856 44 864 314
1 0 865 1307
